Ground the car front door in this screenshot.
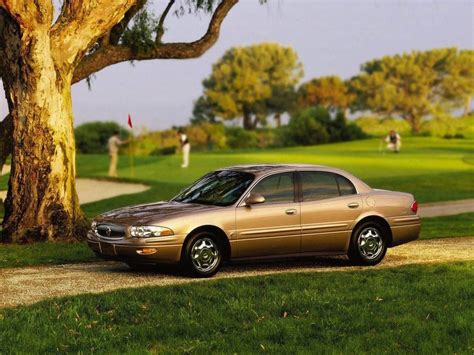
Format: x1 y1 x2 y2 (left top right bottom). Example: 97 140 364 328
233 172 301 258
298 171 362 253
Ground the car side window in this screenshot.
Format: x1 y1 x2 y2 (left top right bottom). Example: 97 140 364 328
300 172 340 201
336 175 357 196
252 173 295 204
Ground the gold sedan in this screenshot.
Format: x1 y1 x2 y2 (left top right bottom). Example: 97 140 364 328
87 164 420 277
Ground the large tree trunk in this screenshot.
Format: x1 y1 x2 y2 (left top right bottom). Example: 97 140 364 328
407 114 421 135
0 14 87 243
243 107 257 130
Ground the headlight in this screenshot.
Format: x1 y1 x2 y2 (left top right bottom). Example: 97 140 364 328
130 226 174 238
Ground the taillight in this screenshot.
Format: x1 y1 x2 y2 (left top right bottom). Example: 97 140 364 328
411 200 418 213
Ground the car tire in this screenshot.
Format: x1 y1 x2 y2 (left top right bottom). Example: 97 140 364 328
182 231 223 278
348 221 388 266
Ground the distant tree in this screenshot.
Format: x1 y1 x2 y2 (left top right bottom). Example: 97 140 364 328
190 96 217 125
202 43 304 130
439 50 474 115
266 87 298 127
350 48 474 133
75 121 129 154
298 76 354 113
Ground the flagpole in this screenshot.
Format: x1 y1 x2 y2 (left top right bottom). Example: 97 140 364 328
128 114 135 177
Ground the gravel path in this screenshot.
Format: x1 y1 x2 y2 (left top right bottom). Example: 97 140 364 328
1 237 472 309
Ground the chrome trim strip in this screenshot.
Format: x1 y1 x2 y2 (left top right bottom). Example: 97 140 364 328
239 226 301 236
392 216 421 223
301 223 349 231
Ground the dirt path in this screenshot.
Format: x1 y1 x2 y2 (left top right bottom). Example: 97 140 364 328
0 178 149 205
1 237 472 309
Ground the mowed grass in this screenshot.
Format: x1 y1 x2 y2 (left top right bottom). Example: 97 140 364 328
0 261 472 353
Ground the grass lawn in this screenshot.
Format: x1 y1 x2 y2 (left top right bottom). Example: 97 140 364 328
0 261 472 353
421 213 474 240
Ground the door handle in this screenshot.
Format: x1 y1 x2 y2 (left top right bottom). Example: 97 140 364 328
347 202 359 209
285 209 297 215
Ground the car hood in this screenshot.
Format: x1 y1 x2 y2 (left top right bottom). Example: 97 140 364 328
97 201 220 225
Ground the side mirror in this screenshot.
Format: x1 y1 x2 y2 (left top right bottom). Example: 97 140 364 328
245 193 265 206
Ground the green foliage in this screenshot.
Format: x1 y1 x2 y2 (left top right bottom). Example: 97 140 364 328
224 127 259 149
282 107 365 146
1 262 473 353
190 96 217 124
298 75 354 111
282 108 329 146
354 116 412 137
350 48 474 133
420 112 474 138
75 121 129 154
121 10 158 54
203 43 304 129
186 123 227 150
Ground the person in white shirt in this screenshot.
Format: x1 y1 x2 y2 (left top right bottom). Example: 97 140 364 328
385 130 401 153
178 129 191 168
108 130 128 177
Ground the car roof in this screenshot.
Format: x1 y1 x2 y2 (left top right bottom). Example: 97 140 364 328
220 164 373 193
221 164 333 175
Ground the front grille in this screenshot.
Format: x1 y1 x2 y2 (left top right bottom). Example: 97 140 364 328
96 224 126 239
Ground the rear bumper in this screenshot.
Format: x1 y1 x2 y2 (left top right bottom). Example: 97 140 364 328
87 232 183 264
390 223 421 247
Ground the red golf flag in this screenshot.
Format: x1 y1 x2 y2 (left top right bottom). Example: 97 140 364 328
127 114 133 128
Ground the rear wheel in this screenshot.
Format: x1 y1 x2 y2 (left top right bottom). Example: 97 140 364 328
182 232 223 277
348 221 387 265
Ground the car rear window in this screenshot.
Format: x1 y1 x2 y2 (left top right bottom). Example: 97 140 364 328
300 172 340 201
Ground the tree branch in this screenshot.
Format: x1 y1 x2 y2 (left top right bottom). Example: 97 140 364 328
109 0 147 45
50 0 137 74
0 0 52 29
155 0 175 44
73 0 238 84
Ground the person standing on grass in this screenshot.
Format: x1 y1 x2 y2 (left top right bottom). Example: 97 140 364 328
385 130 401 153
178 128 191 168
108 130 128 177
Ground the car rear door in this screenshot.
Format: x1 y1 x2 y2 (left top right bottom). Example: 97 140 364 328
233 172 301 258
298 171 362 253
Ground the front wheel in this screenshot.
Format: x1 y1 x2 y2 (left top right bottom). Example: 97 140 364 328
348 221 387 265
182 232 223 277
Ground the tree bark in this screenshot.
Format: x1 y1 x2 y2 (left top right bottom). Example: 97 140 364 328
0 11 87 242
274 112 281 128
242 106 258 130
464 96 471 116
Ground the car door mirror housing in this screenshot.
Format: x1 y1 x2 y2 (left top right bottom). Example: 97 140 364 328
245 193 265 206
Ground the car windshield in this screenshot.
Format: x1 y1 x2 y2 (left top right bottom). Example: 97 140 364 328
172 170 255 206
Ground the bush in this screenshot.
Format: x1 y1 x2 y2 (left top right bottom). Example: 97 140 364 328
420 112 472 138
186 123 227 151
225 127 259 149
354 116 411 137
150 146 176 155
282 108 330 146
75 121 129 154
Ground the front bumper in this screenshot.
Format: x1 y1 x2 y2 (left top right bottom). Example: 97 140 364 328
87 231 183 264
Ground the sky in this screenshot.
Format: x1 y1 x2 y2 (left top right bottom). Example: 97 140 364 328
0 0 472 130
